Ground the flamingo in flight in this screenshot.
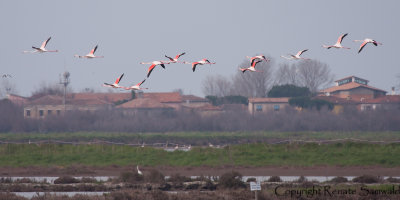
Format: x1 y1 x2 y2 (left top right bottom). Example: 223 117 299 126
1 74 12 78
123 79 148 91
354 38 382 53
165 52 185 63
103 73 124 88
74 45 104 58
322 33 350 49
183 59 216 72
140 61 169 78
23 37 58 53
239 60 263 73
246 55 269 66
281 49 310 60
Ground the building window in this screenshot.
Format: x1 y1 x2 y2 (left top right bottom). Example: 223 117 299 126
47 110 52 115
355 78 367 85
57 110 61 115
39 110 44 117
274 105 280 111
256 105 262 111
26 110 31 117
338 78 351 86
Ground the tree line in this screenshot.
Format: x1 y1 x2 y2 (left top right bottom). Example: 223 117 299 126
202 58 334 97
1 98 399 133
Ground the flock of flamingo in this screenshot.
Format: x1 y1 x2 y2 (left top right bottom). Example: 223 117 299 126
2 34 382 92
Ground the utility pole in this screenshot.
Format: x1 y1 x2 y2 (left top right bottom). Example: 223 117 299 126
59 71 70 112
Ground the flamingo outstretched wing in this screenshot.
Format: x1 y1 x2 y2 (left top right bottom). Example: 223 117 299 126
41 37 51 48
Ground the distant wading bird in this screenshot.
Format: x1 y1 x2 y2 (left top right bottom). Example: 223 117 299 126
140 61 169 78
103 73 124 88
165 52 186 63
74 45 104 58
281 49 310 60
183 59 216 72
123 79 148 90
239 60 262 73
322 33 350 49
137 165 143 175
354 38 382 53
23 37 58 53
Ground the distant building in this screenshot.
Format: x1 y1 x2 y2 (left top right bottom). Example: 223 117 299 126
313 95 358 114
248 97 289 114
24 95 112 118
116 97 175 116
181 95 210 108
319 76 387 101
6 94 28 106
22 92 215 118
359 95 400 111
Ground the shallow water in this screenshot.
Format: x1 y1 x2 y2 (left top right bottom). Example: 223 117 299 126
14 191 109 199
2 176 114 184
3 175 399 184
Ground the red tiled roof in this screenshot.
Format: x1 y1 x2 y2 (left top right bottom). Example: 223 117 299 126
116 98 174 109
28 95 63 105
69 93 131 103
320 82 387 93
142 92 182 103
28 95 111 106
361 95 400 104
313 96 358 104
6 94 29 105
249 97 289 103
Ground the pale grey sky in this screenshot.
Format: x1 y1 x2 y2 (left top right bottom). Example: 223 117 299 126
0 0 399 97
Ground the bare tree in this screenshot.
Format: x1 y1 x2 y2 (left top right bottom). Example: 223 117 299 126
231 58 274 97
396 73 400 92
275 63 299 85
31 82 71 99
202 75 232 97
81 87 96 93
0 79 18 99
296 60 334 93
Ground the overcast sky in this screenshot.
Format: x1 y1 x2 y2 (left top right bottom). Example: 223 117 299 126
1 0 399 97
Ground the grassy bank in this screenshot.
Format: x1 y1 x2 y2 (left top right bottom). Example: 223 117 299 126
0 143 399 167
1 131 400 145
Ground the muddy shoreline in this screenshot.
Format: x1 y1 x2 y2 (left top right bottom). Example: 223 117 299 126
1 165 400 177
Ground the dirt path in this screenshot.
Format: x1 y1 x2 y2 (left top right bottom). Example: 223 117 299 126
1 165 400 177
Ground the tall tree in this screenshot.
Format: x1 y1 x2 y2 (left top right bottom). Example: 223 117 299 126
275 63 299 85
296 60 334 93
202 75 232 97
231 58 274 97
268 84 310 97
0 79 18 98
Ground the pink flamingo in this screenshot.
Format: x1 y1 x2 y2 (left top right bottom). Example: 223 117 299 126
354 38 382 53
165 52 185 63
281 49 310 60
183 59 216 72
23 37 58 53
140 61 169 78
239 60 263 73
103 73 124 88
123 79 148 91
74 45 104 58
246 55 269 66
322 33 350 49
